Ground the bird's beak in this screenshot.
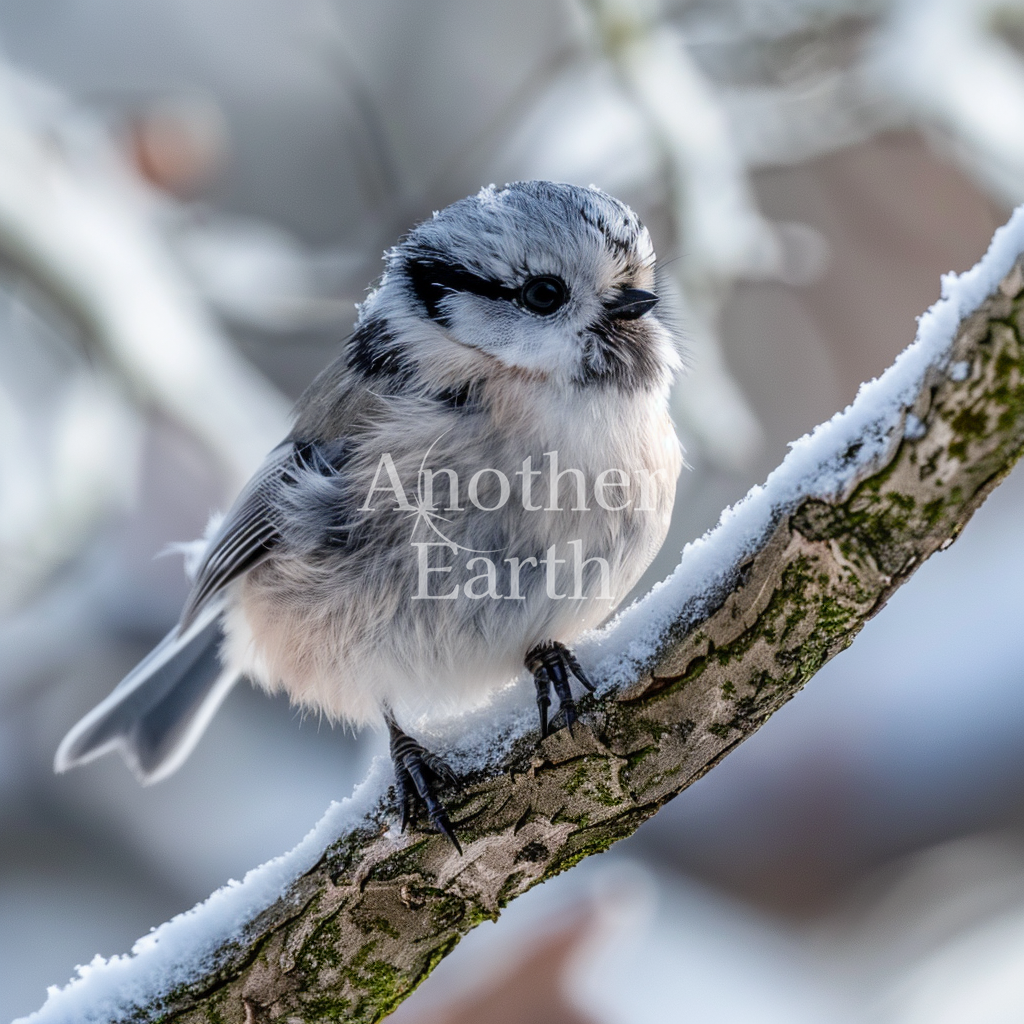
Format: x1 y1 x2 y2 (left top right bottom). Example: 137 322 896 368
605 288 659 320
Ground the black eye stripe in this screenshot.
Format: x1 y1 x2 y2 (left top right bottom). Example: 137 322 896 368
406 257 518 321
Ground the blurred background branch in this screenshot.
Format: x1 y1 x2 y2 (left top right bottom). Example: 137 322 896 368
0 62 290 615
2 1 1024 1022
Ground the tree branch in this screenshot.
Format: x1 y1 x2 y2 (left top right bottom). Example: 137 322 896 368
25 218 1024 1024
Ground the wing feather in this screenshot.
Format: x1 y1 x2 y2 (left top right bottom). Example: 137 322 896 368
178 438 349 631
179 444 294 630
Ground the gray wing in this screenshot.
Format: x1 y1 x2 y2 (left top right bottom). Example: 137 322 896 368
178 438 350 631
179 443 295 631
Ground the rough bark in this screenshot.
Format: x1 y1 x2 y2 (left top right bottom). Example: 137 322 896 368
103 261 1024 1023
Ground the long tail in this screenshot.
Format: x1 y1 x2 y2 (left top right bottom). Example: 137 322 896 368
55 604 239 784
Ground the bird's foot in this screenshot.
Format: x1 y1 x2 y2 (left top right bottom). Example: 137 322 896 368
526 641 595 738
388 720 462 854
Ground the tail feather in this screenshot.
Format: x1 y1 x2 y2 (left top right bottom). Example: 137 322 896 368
55 605 239 784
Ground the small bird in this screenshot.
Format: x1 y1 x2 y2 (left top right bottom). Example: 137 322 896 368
55 181 683 851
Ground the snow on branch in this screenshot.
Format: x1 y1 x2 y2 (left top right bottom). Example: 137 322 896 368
20 207 1024 1024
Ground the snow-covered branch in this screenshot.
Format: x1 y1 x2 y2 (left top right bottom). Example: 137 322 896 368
20 210 1024 1024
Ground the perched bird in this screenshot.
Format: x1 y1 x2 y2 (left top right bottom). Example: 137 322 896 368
56 181 683 850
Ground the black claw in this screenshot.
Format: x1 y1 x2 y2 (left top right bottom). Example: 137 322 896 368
422 750 460 788
526 641 594 738
534 670 552 738
561 701 578 734
394 760 414 832
553 694 578 736
431 810 463 855
387 718 463 852
565 649 596 692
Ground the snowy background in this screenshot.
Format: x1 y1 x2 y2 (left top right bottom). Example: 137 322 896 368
1 1 1024 1021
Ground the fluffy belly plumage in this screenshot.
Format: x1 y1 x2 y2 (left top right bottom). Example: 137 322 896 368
224 482 672 728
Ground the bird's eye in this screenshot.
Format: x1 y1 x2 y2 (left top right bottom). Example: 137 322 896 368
520 276 567 315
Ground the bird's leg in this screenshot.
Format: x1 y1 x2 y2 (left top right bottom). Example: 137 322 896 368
534 670 552 739
386 714 462 854
525 641 596 738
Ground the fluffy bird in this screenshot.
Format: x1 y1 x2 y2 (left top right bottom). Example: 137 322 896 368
56 181 683 850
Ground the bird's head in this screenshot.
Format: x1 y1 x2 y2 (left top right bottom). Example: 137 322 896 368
351 181 680 394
